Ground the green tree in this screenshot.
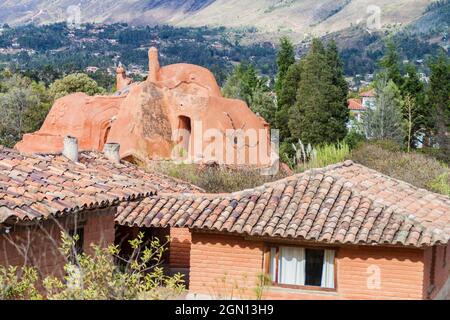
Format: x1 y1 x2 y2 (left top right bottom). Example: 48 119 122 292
248 86 277 125
428 51 450 160
379 39 403 88
401 63 429 148
362 74 405 144
49 73 106 100
222 63 276 124
275 62 302 141
0 74 50 147
289 39 348 145
275 37 295 98
326 40 349 134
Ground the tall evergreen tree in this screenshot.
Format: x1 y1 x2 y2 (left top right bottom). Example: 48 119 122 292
428 51 450 160
380 39 403 88
222 63 276 125
401 63 429 147
275 36 295 98
275 62 302 141
326 40 349 132
289 39 348 145
362 73 405 144
222 63 260 105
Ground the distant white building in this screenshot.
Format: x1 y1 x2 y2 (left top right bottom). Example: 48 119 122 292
347 89 376 129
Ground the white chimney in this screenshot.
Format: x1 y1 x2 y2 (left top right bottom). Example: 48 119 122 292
63 136 78 162
103 143 121 163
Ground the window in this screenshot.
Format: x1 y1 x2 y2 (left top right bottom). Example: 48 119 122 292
267 246 335 290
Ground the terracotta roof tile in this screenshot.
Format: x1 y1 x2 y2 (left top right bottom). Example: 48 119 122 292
116 161 450 247
348 98 365 111
0 146 203 224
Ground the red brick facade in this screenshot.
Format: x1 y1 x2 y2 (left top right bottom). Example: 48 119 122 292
0 208 116 279
169 228 191 268
188 232 450 300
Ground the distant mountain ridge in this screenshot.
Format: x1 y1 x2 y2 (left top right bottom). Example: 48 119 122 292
0 0 436 40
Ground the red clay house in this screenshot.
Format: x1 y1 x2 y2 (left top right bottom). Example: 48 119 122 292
117 161 450 300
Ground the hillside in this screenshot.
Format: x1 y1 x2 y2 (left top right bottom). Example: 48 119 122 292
0 0 434 41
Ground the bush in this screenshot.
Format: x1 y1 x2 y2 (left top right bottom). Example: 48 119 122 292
0 232 185 300
369 139 403 152
0 266 41 300
350 142 450 192
427 173 450 196
151 162 287 193
343 130 366 150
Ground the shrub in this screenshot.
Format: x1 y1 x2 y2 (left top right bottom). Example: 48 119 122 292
0 266 41 300
0 232 185 300
350 142 450 192
152 162 287 193
343 129 366 150
427 173 450 196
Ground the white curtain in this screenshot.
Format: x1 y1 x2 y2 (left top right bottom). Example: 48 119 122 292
321 249 335 288
278 247 306 286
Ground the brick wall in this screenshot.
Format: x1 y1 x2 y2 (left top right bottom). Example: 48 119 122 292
188 232 431 300
189 233 264 299
83 210 116 256
0 208 116 279
423 244 450 299
169 228 191 268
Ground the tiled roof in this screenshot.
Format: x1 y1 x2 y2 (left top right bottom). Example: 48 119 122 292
0 146 202 224
116 161 450 247
360 89 375 97
348 98 365 111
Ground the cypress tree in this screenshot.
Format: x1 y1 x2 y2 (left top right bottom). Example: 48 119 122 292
289 39 348 145
275 36 295 98
401 63 429 147
326 40 349 136
275 62 302 141
380 39 403 88
428 51 450 160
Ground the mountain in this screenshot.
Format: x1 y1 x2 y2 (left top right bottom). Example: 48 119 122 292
0 0 435 41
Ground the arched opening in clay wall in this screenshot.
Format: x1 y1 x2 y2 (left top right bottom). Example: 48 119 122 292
101 126 111 150
177 116 192 157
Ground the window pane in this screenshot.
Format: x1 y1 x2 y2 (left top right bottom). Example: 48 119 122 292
269 247 277 282
321 249 335 288
279 247 305 286
305 249 324 287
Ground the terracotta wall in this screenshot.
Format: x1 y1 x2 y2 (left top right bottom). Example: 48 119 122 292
0 208 116 279
188 232 439 300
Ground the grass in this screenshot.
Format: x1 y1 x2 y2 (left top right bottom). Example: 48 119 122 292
307 142 350 169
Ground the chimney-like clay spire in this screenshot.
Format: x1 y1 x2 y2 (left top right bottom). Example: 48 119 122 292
116 62 131 91
148 47 160 83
